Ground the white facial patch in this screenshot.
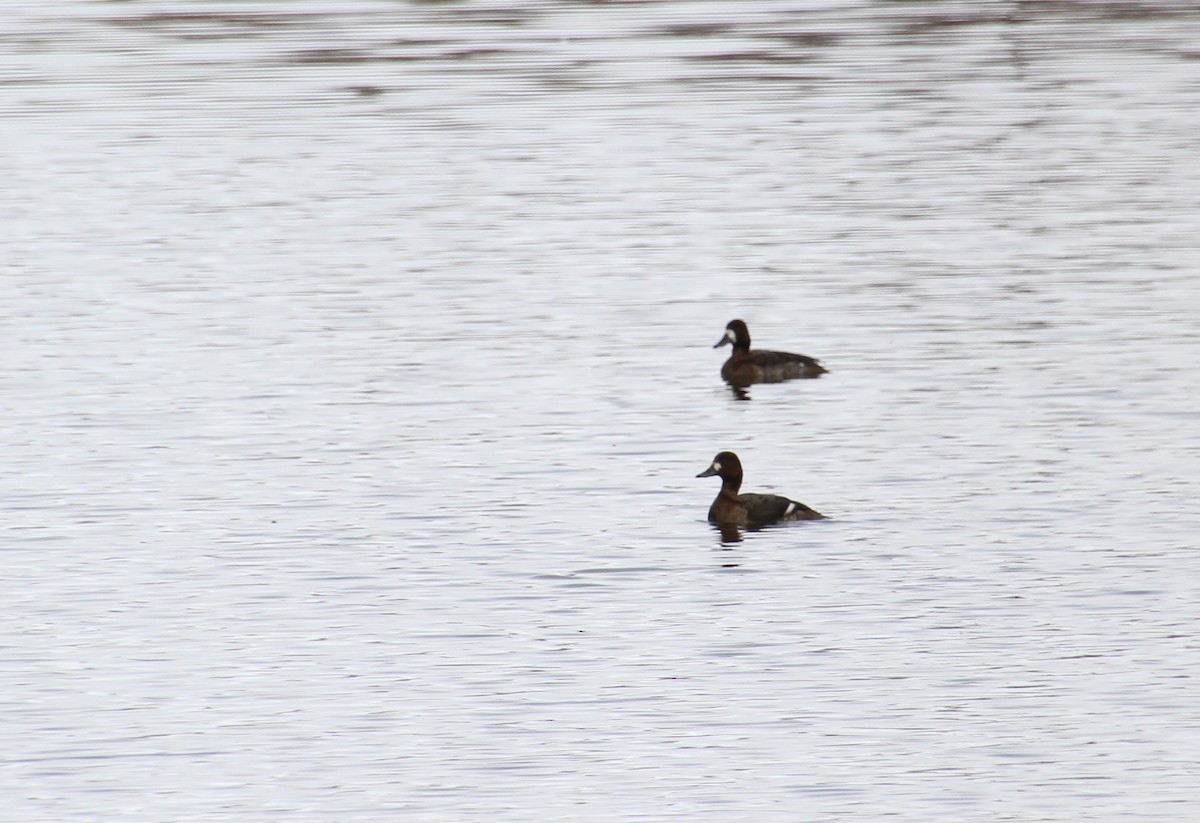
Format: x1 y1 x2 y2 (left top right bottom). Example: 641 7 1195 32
725 328 736 343
712 461 721 472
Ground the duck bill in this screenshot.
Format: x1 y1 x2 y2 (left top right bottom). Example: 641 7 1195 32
713 335 731 349
696 466 718 478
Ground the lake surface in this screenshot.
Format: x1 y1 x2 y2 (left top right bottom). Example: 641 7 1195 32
2 1 1198 820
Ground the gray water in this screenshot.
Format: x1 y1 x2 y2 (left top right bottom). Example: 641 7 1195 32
2 1 1198 820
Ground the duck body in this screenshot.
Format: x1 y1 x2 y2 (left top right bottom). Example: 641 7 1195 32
696 451 825 527
715 319 826 384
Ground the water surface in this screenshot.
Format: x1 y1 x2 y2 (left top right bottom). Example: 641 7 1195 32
2 1 1198 820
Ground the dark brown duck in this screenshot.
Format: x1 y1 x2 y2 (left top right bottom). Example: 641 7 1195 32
696 451 825 527
714 319 827 385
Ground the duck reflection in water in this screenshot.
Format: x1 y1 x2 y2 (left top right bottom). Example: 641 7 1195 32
713 319 827 392
727 383 752 402
714 521 745 545
696 451 825 532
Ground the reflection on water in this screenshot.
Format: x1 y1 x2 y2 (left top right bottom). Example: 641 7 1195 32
715 522 744 545
3 1 1200 821
709 520 823 547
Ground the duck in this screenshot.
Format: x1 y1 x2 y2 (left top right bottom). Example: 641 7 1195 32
696 451 825 527
714 319 827 385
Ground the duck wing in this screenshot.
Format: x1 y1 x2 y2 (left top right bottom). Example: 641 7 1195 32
738 493 824 524
746 349 826 370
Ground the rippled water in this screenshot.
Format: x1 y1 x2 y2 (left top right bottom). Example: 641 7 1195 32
3 1 1198 820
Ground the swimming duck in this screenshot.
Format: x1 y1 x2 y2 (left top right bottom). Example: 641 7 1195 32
714 319 827 384
696 451 825 526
